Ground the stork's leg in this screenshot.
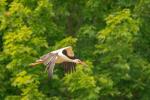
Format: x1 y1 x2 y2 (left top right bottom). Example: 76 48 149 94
29 60 43 67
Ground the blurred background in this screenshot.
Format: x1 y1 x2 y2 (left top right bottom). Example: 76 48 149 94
0 0 150 99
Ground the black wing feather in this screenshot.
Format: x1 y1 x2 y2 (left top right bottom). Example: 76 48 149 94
63 62 76 74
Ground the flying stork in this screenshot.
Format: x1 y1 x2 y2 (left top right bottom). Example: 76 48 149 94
30 46 87 78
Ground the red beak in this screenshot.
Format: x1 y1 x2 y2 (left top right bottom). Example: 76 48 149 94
80 61 88 66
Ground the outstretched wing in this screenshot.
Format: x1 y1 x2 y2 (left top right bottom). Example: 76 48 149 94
62 46 76 73
46 55 58 78
63 62 76 74
38 53 55 62
65 46 74 58
40 53 58 78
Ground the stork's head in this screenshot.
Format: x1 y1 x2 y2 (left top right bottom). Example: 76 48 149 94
73 59 87 66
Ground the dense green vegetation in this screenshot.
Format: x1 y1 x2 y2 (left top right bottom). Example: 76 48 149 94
0 0 150 99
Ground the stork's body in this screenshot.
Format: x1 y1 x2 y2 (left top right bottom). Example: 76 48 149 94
51 47 75 63
30 46 86 78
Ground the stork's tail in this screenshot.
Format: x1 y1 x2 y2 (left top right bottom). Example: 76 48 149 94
29 60 43 67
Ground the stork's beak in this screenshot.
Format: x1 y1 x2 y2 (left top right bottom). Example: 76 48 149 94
80 61 88 67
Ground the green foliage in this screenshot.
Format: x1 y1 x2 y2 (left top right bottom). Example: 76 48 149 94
63 62 99 100
53 36 77 50
0 0 150 99
76 25 97 59
11 71 45 100
95 8 150 99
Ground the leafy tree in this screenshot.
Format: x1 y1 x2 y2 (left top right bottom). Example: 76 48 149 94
0 0 149 99
95 9 150 99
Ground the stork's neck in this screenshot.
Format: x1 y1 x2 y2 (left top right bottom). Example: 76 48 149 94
72 59 78 63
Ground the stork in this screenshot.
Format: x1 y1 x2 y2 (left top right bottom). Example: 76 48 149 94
30 46 87 78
